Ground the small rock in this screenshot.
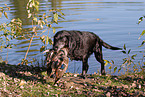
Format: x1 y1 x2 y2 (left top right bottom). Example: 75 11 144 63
139 84 141 89
141 76 143 79
106 92 111 97
47 84 51 88
74 74 77 77
47 92 49 96
64 81 74 88
132 83 136 88
70 86 73 89
75 87 79 90
54 84 58 86
84 83 87 86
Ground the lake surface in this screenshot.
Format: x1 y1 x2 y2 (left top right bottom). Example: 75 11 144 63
0 0 144 74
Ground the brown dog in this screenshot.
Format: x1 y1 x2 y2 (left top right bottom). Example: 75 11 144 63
45 47 69 84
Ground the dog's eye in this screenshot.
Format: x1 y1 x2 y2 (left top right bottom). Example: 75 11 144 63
58 37 67 42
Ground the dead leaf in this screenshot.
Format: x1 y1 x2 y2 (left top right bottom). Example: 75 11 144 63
131 83 136 88
4 12 8 19
0 72 5 77
123 85 129 89
19 80 26 86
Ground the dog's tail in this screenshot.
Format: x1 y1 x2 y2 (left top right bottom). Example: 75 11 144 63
101 40 122 50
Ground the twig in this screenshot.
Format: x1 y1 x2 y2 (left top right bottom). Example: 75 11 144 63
24 34 34 61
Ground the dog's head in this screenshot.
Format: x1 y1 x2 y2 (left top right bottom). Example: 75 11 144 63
53 31 78 54
53 32 69 52
53 37 68 51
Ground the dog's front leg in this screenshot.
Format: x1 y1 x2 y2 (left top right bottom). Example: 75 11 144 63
101 62 105 75
47 65 52 78
82 57 89 79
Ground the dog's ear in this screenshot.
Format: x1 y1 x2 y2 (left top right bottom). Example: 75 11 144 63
64 36 69 46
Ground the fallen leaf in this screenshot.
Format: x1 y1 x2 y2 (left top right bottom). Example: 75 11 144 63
47 84 51 88
20 85 24 89
0 72 5 77
19 80 26 86
123 85 129 89
131 83 136 88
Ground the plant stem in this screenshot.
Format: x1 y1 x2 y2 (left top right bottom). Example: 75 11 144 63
24 34 34 61
6 39 8 63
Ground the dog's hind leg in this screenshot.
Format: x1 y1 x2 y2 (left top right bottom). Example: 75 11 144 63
94 44 106 75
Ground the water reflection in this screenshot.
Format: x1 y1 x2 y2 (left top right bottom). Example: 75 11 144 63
9 0 30 25
48 0 62 8
0 0 67 64
0 0 144 74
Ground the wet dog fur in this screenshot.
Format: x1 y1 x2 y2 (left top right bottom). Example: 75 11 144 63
52 30 122 77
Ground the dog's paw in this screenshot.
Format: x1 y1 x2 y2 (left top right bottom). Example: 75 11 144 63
79 75 86 79
101 70 106 75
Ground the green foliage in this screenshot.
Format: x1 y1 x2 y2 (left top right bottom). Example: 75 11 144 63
104 59 117 74
0 0 64 64
119 43 144 74
138 16 145 47
119 44 138 74
0 5 22 62
104 16 145 75
138 15 145 24
138 30 145 47
26 0 39 18
137 16 145 70
22 0 64 64
139 30 145 39
0 4 10 19
105 43 144 75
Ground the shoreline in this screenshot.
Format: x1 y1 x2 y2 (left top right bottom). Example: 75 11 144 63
0 62 145 96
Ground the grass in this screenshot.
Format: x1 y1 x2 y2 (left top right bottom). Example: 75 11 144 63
0 62 145 97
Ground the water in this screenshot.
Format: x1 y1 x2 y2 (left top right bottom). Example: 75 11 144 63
0 0 144 74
